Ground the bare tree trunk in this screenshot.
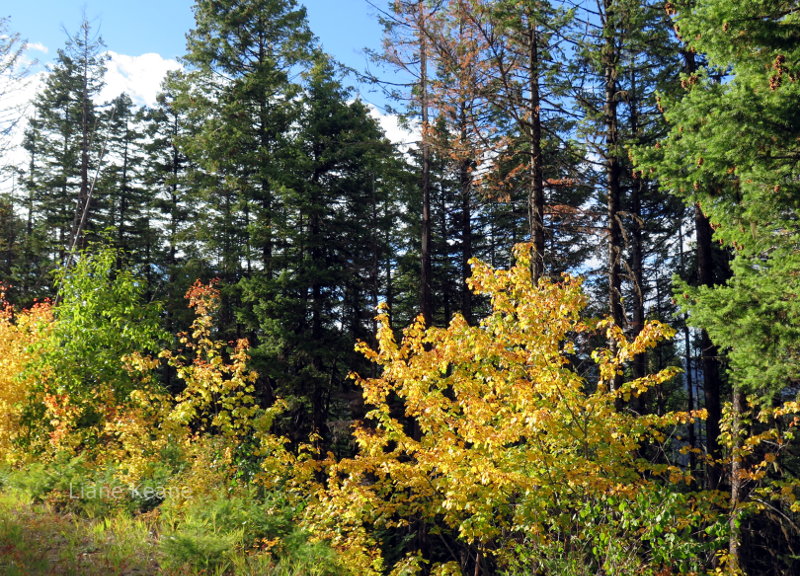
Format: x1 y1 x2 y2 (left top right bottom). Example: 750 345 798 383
527 16 545 284
418 0 433 326
71 20 94 252
628 64 647 415
458 104 473 323
603 0 624 393
729 387 744 572
678 217 697 478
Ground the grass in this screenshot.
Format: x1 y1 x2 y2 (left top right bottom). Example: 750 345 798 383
0 490 341 576
0 492 159 575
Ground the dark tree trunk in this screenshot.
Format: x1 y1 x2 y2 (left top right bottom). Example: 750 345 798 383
729 387 745 572
695 204 724 489
419 1 433 326
628 67 647 388
259 98 274 279
458 115 473 323
603 0 624 393
527 18 545 284
117 119 130 257
678 217 697 478
72 27 93 252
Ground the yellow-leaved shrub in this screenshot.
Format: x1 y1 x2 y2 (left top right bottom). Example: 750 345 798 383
0 287 53 464
304 244 721 575
108 280 295 500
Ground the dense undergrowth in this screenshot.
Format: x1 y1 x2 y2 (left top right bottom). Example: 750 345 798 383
0 248 343 575
1 245 799 575
0 474 338 575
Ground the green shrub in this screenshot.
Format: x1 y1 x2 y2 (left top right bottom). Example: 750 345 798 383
3 455 142 517
3 462 53 500
161 525 243 574
159 487 344 575
270 537 344 576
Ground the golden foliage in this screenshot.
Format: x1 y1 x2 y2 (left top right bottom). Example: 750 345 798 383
720 395 800 515
107 280 294 493
305 244 705 574
0 287 53 463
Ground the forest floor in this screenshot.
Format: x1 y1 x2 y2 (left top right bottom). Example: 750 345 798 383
0 492 162 575
0 491 314 576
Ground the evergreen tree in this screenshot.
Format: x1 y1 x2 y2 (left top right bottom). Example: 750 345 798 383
140 82 203 334
646 0 800 399
23 16 107 265
376 0 438 324
0 17 30 177
168 0 318 351
142 85 194 268
0 18 40 303
97 93 155 271
171 0 314 283
570 0 684 398
241 55 406 446
0 194 24 289
432 0 577 282
637 1 800 571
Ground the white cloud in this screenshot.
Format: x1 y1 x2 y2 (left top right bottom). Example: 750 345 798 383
100 51 181 107
1 50 180 192
363 101 418 153
24 42 48 54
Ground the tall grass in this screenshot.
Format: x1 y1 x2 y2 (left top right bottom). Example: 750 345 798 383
0 465 344 576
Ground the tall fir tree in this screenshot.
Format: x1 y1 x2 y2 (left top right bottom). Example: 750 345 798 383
171 0 314 280
97 93 155 273
637 1 800 571
168 0 317 344
23 16 107 267
0 17 30 177
242 55 406 446
569 0 685 401
377 0 438 325
140 81 203 338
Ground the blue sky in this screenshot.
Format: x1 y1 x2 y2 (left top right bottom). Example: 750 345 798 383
4 0 389 105
5 0 385 62
0 0 412 166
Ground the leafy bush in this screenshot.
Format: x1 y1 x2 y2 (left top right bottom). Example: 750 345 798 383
0 251 338 573
161 487 342 575
18 247 166 457
161 525 244 574
2 454 138 517
2 462 53 501
305 244 724 575
500 487 728 575
0 286 52 463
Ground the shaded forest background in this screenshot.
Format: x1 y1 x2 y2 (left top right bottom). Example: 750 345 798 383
1 0 800 575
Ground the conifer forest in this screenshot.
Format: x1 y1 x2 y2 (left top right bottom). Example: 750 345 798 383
1 0 800 574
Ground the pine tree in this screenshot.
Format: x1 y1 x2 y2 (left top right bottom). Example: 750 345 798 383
0 18 39 303
23 16 107 265
171 0 314 283
140 82 202 333
97 93 155 271
376 0 439 324
0 194 24 288
456 0 572 281
167 0 318 349
0 17 30 175
570 0 684 400
142 85 194 267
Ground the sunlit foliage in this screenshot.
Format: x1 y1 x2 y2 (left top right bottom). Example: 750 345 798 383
0 285 52 463
305 244 723 575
